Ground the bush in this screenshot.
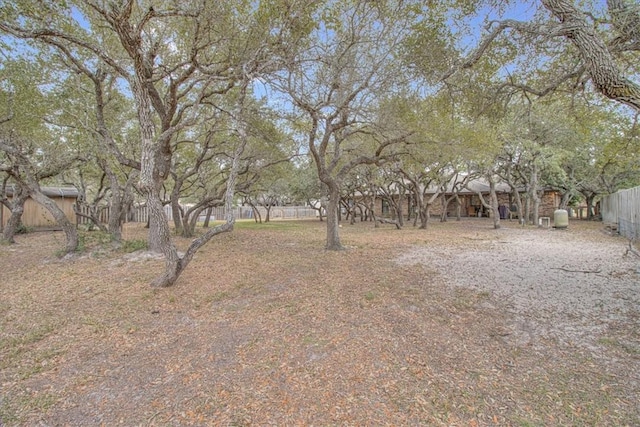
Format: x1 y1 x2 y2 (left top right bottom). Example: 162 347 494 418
16 224 32 234
121 239 148 253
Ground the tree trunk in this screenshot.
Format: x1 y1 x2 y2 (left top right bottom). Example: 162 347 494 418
420 190 442 229
145 182 177 259
316 196 327 222
530 165 540 227
356 204 364 222
171 194 183 236
586 194 596 219
253 205 262 223
366 196 378 228
511 188 524 224
559 190 573 210
191 205 207 236
474 176 501 229
489 179 501 229
203 206 213 228
108 196 124 242
104 164 135 242
440 195 449 222
127 56 174 253
2 189 29 243
419 203 429 229
524 190 531 225
30 188 79 253
396 193 405 227
325 184 343 250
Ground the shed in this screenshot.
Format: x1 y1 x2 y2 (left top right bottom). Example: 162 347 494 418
1 186 79 229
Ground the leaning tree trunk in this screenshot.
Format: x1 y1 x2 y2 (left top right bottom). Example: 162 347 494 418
2 189 29 243
180 206 201 238
2 206 24 243
0 187 29 243
511 187 524 224
559 189 573 210
251 203 263 223
542 0 640 112
151 79 251 287
151 137 246 287
29 188 78 253
440 195 450 222
203 206 213 228
313 199 324 222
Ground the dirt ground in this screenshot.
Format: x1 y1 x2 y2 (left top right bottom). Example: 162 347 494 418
1 218 638 426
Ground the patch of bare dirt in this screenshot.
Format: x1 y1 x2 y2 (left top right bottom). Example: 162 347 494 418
0 219 638 426
395 222 640 354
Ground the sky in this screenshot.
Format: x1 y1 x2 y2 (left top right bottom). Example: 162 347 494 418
0 0 616 111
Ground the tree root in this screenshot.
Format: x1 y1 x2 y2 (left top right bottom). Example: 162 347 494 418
376 218 401 229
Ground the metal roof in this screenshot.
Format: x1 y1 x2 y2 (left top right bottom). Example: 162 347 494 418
40 187 79 198
3 185 79 198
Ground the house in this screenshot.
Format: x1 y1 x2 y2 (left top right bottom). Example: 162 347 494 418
1 186 79 229
369 178 562 220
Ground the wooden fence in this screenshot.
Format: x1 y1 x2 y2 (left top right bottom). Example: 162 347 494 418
76 204 318 225
208 206 318 221
601 186 640 240
75 204 155 224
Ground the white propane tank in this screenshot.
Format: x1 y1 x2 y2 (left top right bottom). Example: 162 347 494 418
554 209 569 229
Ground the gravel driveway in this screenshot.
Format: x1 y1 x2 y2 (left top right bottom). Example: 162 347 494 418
396 222 640 355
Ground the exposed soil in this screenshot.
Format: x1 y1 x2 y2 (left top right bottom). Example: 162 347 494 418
395 222 640 353
1 219 638 426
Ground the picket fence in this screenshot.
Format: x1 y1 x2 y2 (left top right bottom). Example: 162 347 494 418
601 186 640 240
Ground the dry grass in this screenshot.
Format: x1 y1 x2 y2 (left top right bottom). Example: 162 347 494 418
0 219 638 426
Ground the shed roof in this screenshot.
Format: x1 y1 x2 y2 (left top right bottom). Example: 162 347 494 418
3 185 79 198
40 187 79 198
